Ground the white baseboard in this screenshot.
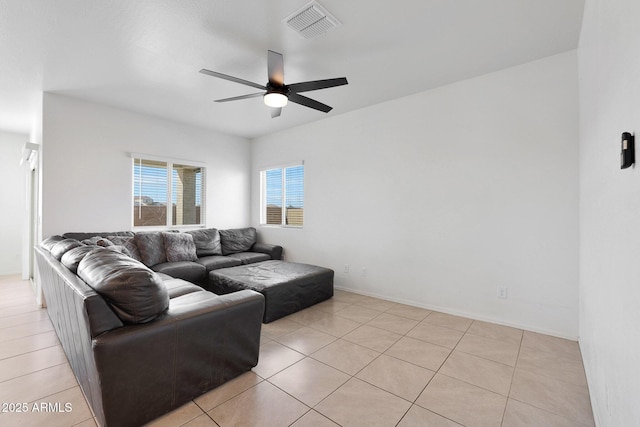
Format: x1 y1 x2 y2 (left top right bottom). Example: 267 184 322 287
334 285 579 341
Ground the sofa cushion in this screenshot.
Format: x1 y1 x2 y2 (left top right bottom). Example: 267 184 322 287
196 255 242 272
162 278 205 298
78 248 169 324
227 252 271 265
40 235 64 251
50 239 85 260
186 228 222 256
219 227 257 255
162 232 198 262
151 261 206 284
61 245 96 273
134 232 167 266
154 272 173 281
61 244 135 272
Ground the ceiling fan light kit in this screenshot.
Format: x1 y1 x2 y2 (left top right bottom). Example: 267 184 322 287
200 50 347 118
264 92 288 108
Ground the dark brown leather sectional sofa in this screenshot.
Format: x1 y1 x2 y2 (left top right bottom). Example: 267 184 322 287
35 227 281 427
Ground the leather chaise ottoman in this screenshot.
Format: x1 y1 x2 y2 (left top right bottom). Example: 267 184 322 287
207 260 334 322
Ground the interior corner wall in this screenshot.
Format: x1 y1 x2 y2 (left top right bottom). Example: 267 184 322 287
41 93 251 237
251 51 580 338
0 130 28 275
578 0 640 425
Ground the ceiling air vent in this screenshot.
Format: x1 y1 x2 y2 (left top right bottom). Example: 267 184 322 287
283 1 341 39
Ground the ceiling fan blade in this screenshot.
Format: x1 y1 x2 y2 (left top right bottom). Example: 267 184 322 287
214 92 264 103
267 50 284 86
199 69 266 91
287 77 348 93
288 93 332 113
270 107 282 118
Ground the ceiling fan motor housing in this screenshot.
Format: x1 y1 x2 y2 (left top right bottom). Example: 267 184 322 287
265 83 290 97
264 84 290 107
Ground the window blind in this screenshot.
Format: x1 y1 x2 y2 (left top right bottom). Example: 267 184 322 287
261 164 304 227
285 165 304 226
133 159 168 227
265 168 283 225
132 156 205 228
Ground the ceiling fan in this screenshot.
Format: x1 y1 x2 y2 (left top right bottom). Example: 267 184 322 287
200 50 348 118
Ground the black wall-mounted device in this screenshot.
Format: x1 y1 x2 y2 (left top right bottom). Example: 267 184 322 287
621 132 635 169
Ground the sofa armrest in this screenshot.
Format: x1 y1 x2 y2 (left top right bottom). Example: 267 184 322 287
251 243 283 260
92 289 264 427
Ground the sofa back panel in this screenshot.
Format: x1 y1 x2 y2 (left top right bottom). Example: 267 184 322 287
134 232 167 266
63 231 134 241
105 235 143 262
35 247 121 426
186 228 222 256
219 227 257 255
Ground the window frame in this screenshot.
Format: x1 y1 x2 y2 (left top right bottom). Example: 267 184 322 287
260 161 305 229
131 153 206 231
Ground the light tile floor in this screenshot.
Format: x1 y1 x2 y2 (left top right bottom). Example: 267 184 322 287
0 275 595 427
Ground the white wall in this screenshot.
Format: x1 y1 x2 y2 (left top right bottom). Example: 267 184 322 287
252 51 580 338
41 93 251 237
578 0 640 425
0 130 28 275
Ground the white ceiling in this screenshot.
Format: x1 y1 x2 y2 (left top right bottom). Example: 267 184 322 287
0 0 585 139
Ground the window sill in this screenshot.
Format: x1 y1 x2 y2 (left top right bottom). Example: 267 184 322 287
132 225 206 232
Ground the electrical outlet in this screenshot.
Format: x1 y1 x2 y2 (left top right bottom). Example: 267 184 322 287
497 286 508 299
361 267 367 277
343 264 350 274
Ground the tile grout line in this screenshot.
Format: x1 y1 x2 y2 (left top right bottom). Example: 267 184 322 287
507 340 593 426
189 399 220 427
0 360 69 385
0 341 63 363
0 323 55 340
499 329 525 426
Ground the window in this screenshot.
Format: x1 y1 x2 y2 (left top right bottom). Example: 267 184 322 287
261 164 304 227
132 155 205 228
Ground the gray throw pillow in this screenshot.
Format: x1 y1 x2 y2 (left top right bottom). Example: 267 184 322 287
78 248 169 324
162 232 198 262
133 232 167 267
219 227 257 255
186 228 222 256
81 236 113 247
